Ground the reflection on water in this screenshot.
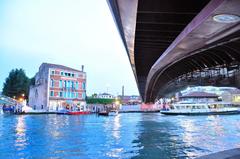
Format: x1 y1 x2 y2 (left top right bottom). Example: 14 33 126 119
107 114 122 158
0 113 240 159
112 114 121 140
15 115 27 151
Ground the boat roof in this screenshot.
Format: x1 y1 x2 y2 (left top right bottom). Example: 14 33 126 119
180 92 218 98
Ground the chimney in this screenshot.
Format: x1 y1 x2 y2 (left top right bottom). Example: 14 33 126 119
81 65 84 72
122 85 124 97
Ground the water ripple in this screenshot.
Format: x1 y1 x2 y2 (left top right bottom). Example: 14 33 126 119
0 113 240 158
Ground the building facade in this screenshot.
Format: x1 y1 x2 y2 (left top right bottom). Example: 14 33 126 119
221 89 240 106
120 95 142 105
97 93 114 99
29 63 86 111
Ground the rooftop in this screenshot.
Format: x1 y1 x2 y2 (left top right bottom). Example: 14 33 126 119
99 93 113 96
41 63 84 73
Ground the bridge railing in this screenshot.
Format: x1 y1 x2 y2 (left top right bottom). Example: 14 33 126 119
157 64 240 97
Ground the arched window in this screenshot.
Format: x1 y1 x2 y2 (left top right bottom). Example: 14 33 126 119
35 89 38 98
59 80 62 88
82 92 86 99
82 82 86 89
71 81 74 88
51 79 54 87
76 82 79 89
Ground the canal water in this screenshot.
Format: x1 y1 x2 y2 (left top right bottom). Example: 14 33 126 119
0 113 240 159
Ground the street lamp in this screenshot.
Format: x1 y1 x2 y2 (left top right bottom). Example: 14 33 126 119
19 98 23 102
115 100 120 105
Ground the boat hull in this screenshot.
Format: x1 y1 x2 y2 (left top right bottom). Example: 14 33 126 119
67 111 91 115
109 110 118 116
2 107 14 113
98 111 109 116
161 110 240 116
18 111 56 115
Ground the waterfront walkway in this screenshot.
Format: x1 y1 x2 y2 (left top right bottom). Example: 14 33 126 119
196 148 240 159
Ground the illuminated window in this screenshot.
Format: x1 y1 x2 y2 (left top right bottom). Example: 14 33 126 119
233 95 240 102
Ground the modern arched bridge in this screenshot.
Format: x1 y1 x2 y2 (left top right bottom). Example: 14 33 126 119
108 0 240 102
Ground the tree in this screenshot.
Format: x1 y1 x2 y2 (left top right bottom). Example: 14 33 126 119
2 69 30 100
91 93 97 98
86 97 115 104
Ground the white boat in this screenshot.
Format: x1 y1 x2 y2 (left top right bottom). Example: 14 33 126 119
109 110 119 116
18 105 50 114
160 102 240 115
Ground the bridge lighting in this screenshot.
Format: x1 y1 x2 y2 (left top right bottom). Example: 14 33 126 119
213 14 240 23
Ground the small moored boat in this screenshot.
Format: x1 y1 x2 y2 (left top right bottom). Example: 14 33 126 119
98 111 109 116
109 110 118 116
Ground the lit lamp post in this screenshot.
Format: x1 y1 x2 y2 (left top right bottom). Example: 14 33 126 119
115 97 120 110
21 93 25 101
19 98 23 102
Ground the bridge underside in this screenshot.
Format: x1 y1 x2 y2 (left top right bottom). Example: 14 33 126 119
155 31 240 99
158 63 240 99
108 0 240 102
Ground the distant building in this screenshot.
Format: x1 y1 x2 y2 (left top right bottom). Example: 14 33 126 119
120 95 142 105
181 86 237 96
97 93 114 99
221 89 240 105
29 63 86 111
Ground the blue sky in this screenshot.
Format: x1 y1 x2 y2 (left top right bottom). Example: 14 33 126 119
0 0 139 96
